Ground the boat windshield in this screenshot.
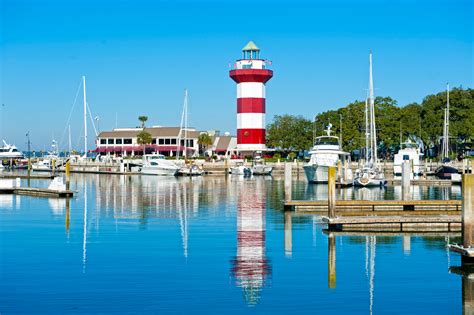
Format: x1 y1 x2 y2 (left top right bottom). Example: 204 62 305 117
314 137 339 146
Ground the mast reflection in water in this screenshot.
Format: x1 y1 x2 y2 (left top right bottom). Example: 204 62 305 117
230 177 271 306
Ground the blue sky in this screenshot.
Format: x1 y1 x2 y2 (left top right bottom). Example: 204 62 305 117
1 0 472 151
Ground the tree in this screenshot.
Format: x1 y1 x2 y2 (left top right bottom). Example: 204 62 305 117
197 133 213 156
138 116 148 128
266 115 313 151
137 130 152 156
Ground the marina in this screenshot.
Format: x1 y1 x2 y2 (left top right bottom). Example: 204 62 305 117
1 0 472 313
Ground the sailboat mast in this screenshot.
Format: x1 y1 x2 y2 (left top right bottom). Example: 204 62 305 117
184 89 188 160
368 51 377 166
82 76 88 157
365 98 369 165
445 83 450 160
68 125 72 155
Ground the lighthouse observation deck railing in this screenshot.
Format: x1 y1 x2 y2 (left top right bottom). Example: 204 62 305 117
232 59 271 70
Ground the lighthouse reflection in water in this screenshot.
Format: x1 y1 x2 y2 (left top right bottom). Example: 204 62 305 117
230 177 271 306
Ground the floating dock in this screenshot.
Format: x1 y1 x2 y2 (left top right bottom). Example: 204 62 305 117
285 199 462 213
0 174 55 179
0 187 74 198
322 215 460 232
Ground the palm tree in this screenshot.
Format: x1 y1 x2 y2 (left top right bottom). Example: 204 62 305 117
137 130 152 156
198 133 213 156
138 116 148 129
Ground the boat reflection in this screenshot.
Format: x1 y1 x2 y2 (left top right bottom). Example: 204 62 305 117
230 177 271 306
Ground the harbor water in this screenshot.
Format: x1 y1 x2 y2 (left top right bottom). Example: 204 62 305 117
0 174 464 313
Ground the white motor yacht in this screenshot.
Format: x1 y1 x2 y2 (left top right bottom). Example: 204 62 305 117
0 140 24 159
304 125 352 183
393 140 423 178
140 154 179 176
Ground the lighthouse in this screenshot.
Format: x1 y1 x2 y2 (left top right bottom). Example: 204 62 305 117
229 41 273 154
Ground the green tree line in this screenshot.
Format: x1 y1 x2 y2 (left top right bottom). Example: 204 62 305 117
267 87 474 157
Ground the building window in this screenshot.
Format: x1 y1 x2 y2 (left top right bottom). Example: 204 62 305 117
100 139 106 145
108 139 114 144
189 140 194 147
180 139 185 146
158 138 164 145
165 138 171 145
116 139 122 145
171 138 177 145
124 138 132 144
152 138 156 144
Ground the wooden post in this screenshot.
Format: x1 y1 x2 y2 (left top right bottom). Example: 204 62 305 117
337 160 342 184
224 158 229 176
27 159 31 187
462 174 474 256
284 162 293 202
328 166 336 218
402 161 411 201
65 161 70 191
328 233 336 289
284 211 292 258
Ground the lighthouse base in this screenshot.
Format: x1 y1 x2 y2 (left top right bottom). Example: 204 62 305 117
237 144 267 158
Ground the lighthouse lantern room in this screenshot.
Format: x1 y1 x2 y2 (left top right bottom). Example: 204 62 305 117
229 41 273 155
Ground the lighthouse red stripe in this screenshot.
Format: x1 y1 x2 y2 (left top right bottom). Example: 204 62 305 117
237 129 266 144
237 98 265 113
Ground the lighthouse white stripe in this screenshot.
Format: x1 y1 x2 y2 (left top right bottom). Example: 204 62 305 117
237 82 265 98
237 143 267 151
237 113 265 129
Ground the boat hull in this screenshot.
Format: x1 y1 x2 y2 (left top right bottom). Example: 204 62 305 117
434 165 459 180
304 164 330 183
141 166 178 176
252 165 272 175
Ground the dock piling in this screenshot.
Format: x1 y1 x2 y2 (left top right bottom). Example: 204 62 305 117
402 161 411 200
328 166 336 218
462 174 474 264
65 161 71 191
284 162 293 202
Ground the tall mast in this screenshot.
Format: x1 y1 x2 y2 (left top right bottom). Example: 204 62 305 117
368 51 377 166
68 125 72 155
82 76 88 157
365 98 369 165
184 89 188 160
445 83 450 161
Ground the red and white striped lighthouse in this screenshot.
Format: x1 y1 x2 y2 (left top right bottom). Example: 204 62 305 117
229 41 273 153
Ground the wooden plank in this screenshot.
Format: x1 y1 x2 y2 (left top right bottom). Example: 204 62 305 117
322 215 460 224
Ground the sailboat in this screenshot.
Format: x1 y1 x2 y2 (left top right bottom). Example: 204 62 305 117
176 89 203 176
434 84 459 179
354 52 387 187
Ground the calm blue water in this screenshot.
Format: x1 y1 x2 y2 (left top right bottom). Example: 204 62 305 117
0 174 465 314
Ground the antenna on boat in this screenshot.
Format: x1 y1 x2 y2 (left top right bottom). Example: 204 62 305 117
68 125 72 156
82 76 88 158
339 114 343 148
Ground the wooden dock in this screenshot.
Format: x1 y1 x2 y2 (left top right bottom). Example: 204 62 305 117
0 187 74 198
285 199 462 213
0 174 55 179
322 215 461 232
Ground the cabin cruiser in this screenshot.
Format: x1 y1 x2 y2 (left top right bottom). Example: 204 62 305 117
230 162 252 176
32 140 62 171
177 163 204 176
0 140 24 159
140 154 179 176
393 140 423 178
303 125 352 183
251 156 272 175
